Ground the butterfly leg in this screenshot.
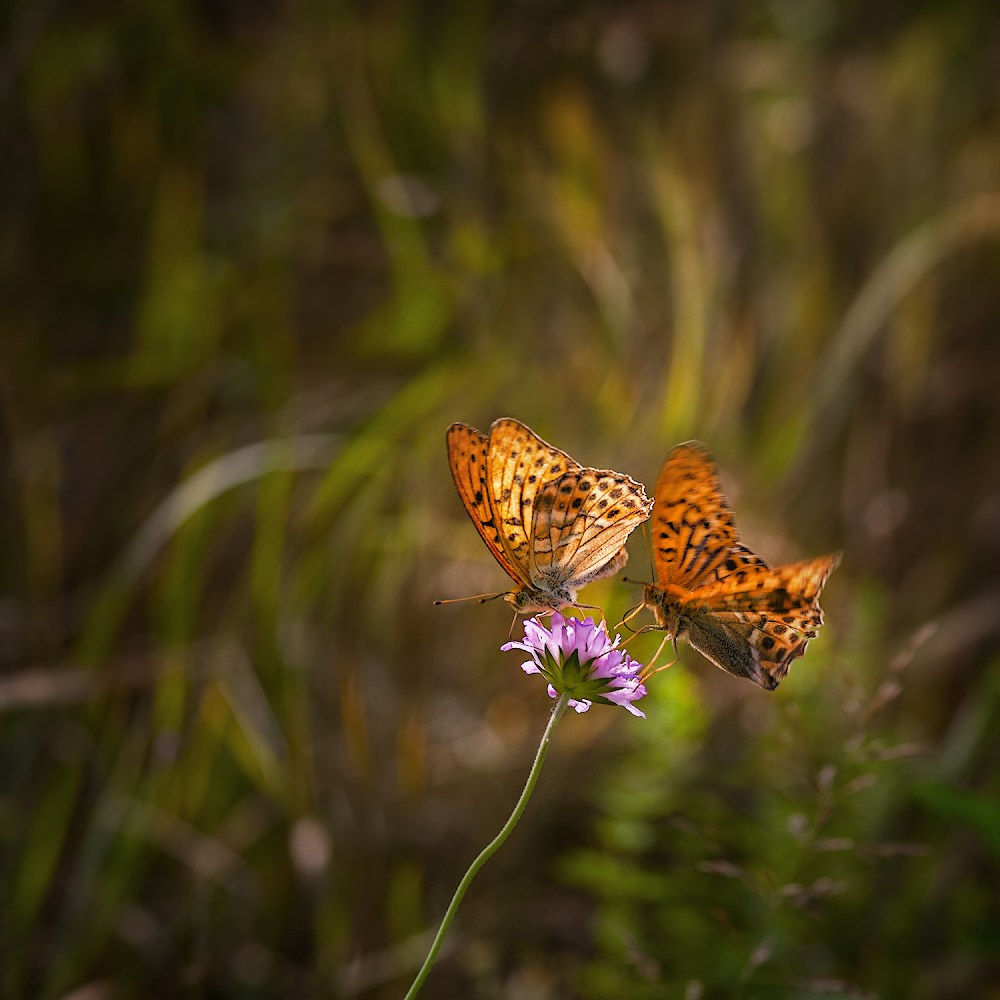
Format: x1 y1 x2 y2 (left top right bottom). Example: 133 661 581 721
640 633 680 681
508 610 522 640
614 601 646 631
618 623 659 650
568 601 605 623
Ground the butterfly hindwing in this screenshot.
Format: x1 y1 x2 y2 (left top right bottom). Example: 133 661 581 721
446 422 525 586
683 614 778 689
686 553 841 687
560 470 653 584
531 469 654 587
691 554 840 618
685 612 808 690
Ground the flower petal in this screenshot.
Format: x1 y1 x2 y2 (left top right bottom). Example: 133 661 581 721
503 614 647 717
501 640 532 654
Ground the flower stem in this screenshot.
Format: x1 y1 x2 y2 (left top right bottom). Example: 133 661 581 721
403 692 571 999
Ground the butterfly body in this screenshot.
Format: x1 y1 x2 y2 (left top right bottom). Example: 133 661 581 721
446 418 652 615
641 442 839 690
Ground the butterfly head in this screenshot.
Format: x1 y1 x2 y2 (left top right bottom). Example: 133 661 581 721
506 584 577 616
642 582 684 635
641 581 663 611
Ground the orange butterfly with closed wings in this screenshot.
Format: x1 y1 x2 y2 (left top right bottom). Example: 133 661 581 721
630 442 840 690
440 418 653 615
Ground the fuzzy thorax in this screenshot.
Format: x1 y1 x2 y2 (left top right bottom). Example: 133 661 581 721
642 582 693 636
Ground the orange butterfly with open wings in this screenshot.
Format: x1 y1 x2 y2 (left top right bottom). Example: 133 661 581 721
633 442 840 690
442 418 653 615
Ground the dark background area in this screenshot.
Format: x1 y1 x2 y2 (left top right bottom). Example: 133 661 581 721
1 1 1000 997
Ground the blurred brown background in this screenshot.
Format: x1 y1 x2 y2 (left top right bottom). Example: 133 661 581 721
1 1 1000 997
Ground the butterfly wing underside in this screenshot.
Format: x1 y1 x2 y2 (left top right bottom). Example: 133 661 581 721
685 554 841 688
446 422 526 587
532 469 654 588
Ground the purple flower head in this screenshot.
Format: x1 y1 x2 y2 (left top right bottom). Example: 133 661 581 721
501 613 647 718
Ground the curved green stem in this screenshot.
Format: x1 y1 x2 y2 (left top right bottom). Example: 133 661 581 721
403 692 571 999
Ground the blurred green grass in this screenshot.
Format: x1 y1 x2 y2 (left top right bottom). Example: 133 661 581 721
1 1 1000 997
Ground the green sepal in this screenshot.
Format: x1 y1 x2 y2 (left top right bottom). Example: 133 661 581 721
561 650 583 687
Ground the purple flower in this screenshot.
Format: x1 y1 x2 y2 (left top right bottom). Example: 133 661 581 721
501 613 647 718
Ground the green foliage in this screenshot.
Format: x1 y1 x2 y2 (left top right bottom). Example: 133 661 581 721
915 784 1000 859
1 0 999 997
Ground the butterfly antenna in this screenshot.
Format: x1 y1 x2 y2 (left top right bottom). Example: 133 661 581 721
509 610 521 640
434 591 509 606
643 520 655 579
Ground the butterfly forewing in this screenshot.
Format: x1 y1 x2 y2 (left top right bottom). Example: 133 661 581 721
446 422 525 586
652 442 747 589
487 418 581 572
